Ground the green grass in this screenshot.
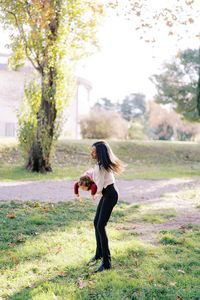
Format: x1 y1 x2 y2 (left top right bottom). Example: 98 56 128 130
1 138 200 181
0 199 200 299
162 188 200 208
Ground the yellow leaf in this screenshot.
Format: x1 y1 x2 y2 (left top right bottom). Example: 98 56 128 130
188 18 194 24
166 21 173 27
186 0 194 5
176 51 182 58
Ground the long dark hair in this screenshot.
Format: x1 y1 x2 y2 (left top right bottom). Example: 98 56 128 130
92 141 125 174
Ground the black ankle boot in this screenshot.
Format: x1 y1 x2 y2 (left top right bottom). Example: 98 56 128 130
94 261 111 273
88 255 101 265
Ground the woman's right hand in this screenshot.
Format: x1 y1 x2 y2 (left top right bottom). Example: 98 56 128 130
84 169 94 180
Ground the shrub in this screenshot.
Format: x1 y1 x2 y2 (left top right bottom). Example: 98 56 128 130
128 121 149 140
80 109 128 139
16 78 41 159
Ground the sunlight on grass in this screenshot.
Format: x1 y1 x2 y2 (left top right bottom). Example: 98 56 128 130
162 188 200 208
1 139 200 181
0 200 200 299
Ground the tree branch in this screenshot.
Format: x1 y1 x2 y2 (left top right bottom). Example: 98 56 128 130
6 10 42 73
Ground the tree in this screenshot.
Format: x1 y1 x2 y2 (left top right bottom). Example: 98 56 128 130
151 48 199 122
98 97 116 111
149 101 200 141
120 93 147 121
107 0 200 116
0 0 103 172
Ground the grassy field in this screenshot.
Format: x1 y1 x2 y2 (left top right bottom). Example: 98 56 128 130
1 138 200 181
0 199 200 299
0 138 200 299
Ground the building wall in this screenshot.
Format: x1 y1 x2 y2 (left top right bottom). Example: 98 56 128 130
0 54 92 138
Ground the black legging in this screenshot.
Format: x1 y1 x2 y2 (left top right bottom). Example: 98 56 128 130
93 183 118 268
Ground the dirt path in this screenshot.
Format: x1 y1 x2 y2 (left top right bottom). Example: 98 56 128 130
1 178 200 243
0 177 197 203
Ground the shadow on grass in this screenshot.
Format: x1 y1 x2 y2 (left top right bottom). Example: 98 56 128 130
0 200 200 299
0 200 96 268
7 227 200 300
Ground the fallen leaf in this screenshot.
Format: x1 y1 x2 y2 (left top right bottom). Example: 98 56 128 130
115 227 122 230
16 236 25 243
28 282 37 288
170 282 177 286
7 213 16 219
148 274 154 281
89 261 97 266
178 269 185 274
14 258 19 264
56 247 62 253
78 278 89 289
59 272 67 277
78 278 96 289
90 222 93 227
135 259 138 266
181 238 186 242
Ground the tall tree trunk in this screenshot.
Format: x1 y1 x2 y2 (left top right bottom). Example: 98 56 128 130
197 49 200 116
26 68 57 172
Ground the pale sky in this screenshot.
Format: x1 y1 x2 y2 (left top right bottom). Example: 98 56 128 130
76 15 199 104
0 2 199 104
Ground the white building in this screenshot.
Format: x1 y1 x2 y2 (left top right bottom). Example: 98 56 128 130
0 52 92 139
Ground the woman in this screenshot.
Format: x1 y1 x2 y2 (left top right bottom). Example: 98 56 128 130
89 141 125 273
